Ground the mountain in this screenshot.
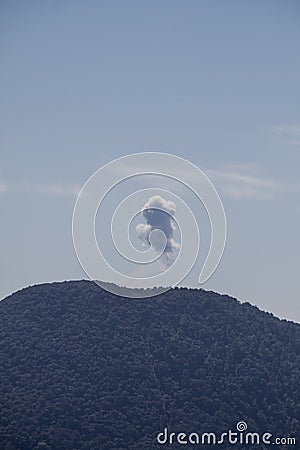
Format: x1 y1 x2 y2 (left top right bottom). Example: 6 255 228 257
0 281 299 450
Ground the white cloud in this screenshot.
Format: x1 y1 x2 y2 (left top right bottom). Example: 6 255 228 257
283 140 300 147
0 181 8 194
205 165 280 200
206 168 278 188
135 195 180 266
0 181 80 198
37 183 81 197
224 131 256 139
270 125 300 136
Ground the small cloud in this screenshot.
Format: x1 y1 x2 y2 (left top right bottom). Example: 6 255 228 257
0 181 80 198
205 165 280 200
0 181 8 194
284 140 300 147
136 195 180 266
38 183 81 198
268 125 300 148
224 131 256 139
217 162 259 173
270 125 300 136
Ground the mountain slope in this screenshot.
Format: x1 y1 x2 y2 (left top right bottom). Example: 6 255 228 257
0 281 299 449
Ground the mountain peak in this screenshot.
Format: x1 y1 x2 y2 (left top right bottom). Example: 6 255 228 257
1 281 299 449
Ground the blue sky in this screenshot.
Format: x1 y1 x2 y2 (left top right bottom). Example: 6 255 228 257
1 1 300 320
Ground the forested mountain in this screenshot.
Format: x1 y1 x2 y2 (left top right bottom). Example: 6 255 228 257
0 281 299 449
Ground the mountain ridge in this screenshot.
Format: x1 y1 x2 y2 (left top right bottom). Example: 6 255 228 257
2 279 297 325
1 280 299 449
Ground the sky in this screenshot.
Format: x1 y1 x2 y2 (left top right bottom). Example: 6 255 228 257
1 0 300 321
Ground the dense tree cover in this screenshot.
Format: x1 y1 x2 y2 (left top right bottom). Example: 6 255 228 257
0 281 299 449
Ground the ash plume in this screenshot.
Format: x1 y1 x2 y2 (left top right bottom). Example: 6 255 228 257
135 195 180 266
